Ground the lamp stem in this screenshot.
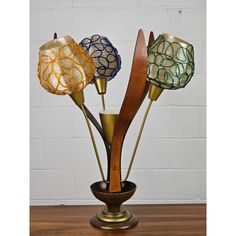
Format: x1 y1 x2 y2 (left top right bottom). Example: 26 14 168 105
123 100 153 181
101 94 106 111
80 104 106 182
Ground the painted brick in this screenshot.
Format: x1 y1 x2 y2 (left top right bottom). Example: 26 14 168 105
168 74 206 106
192 41 204 74
38 8 169 41
199 107 206 137
38 9 108 41
200 170 206 199
30 107 71 138
74 170 101 199
106 74 170 108
103 73 130 108
141 0 206 7
81 79 127 108
170 9 206 41
122 137 171 169
30 10 39 41
105 8 169 41
30 171 75 199
31 0 73 9
41 91 72 107
143 107 199 138
30 74 43 107
202 41 206 73
73 0 138 8
30 41 42 75
170 139 206 168
44 138 99 170
138 170 201 199
71 106 100 138
111 40 135 75
30 139 44 169
125 101 151 138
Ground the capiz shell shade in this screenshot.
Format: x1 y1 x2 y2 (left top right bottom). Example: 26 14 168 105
147 33 195 90
38 36 95 95
79 34 121 81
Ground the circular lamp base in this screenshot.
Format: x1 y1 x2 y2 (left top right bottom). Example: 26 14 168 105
90 208 138 230
90 181 138 230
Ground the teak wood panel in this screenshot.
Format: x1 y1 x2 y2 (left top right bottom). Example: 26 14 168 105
109 29 147 192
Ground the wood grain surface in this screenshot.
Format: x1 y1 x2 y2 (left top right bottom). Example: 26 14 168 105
30 204 206 236
109 29 147 192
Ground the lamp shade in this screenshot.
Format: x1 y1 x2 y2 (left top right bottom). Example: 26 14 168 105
37 36 95 95
147 33 195 90
79 34 121 81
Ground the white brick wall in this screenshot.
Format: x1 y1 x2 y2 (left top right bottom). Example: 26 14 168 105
30 0 206 205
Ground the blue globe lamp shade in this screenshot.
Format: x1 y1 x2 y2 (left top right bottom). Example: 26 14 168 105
80 34 121 95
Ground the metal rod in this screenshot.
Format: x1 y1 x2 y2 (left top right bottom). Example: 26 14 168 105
101 94 106 111
123 100 153 181
80 104 106 182
53 32 57 39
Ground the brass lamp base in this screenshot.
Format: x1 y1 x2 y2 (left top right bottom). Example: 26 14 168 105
90 207 138 230
90 181 138 230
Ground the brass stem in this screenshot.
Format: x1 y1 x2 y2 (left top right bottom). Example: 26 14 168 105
80 104 106 182
123 100 153 181
101 94 106 111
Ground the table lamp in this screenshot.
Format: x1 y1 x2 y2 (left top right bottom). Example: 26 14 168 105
35 30 196 231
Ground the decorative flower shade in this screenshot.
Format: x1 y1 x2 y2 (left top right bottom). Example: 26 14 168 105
147 33 195 90
38 36 95 95
79 34 121 82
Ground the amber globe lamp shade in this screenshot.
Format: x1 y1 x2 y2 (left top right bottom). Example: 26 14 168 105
147 33 195 93
79 34 121 95
37 35 106 182
37 35 95 95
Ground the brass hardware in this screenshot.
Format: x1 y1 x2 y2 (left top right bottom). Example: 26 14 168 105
124 84 163 181
123 99 153 181
148 84 164 101
70 92 106 182
95 78 107 110
80 105 106 182
90 212 138 230
99 110 118 145
95 78 107 94
69 90 85 106
97 207 131 223
101 94 106 111
162 33 191 48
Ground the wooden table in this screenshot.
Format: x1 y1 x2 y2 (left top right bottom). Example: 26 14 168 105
30 204 206 236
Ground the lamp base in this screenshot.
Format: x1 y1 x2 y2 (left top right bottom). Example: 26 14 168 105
90 207 138 230
90 181 138 230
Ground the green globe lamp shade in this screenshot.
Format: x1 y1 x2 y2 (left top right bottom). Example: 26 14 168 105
124 33 195 182
147 33 195 101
